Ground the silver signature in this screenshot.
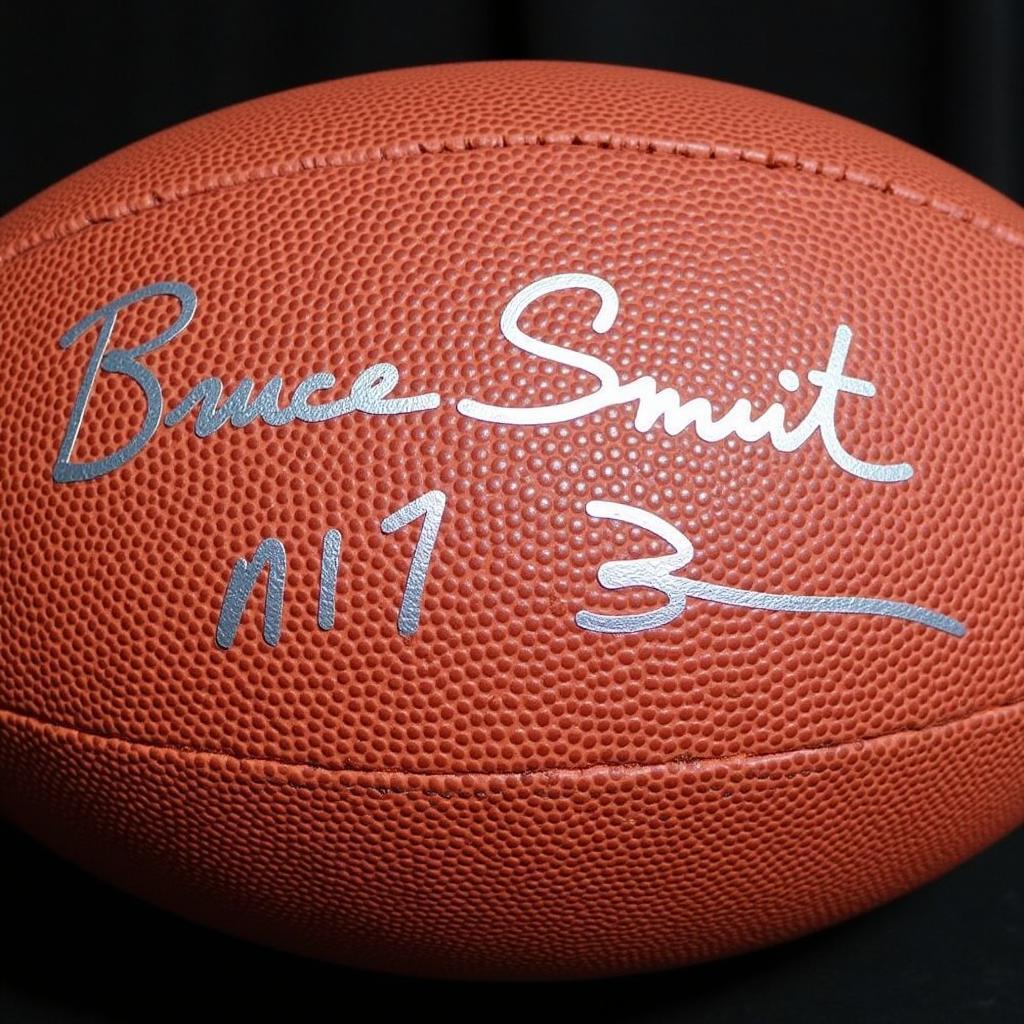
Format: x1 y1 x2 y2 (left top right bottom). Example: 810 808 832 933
50 276 965 643
578 500 965 637
52 282 440 483
458 273 912 484
215 490 448 648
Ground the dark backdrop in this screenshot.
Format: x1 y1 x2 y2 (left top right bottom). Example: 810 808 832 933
1 0 1022 217
0 2 1021 1022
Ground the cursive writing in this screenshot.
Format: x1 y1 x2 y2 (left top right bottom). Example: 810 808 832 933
457 273 912 484
578 500 965 637
49 276 964 648
53 283 440 483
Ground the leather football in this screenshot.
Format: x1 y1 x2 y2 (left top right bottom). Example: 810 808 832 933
0 61 1022 980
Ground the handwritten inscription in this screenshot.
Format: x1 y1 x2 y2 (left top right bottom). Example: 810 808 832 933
51 274 964 644
578 500 965 637
215 491 447 648
52 282 440 484
458 273 912 484
212 496 965 646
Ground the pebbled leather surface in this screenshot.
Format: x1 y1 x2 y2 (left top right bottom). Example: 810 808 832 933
0 61 1022 979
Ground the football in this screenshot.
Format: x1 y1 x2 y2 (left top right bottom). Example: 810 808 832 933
0 61 1022 981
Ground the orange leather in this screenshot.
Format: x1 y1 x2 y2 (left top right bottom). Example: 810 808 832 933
0 62 1021 979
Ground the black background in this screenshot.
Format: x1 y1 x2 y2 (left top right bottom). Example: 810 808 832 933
1 2 1021 1021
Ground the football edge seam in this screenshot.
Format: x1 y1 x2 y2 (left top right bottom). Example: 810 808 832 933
1 695 1022 793
1 131 1022 268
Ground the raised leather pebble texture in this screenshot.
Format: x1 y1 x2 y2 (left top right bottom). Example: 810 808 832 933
0 62 1022 980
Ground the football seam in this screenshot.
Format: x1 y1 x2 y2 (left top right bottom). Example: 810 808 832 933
1 130 1023 268
1 695 1022 792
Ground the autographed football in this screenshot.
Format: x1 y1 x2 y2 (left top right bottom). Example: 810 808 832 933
0 61 1022 981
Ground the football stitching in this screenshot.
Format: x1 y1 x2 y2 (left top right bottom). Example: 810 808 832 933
1 695 1022 793
1 131 1022 268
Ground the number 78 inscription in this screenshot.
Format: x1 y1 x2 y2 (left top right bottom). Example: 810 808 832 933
215 490 447 649
214 491 964 649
